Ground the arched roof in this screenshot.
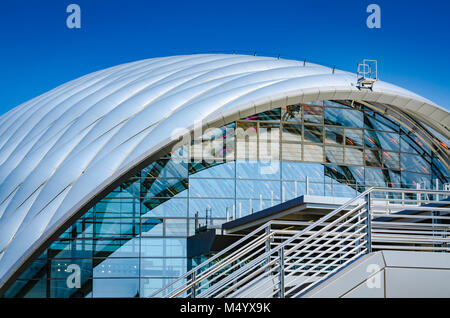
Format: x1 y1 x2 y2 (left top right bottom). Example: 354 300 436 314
0 53 448 289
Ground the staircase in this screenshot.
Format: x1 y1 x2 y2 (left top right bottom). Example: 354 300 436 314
151 187 450 298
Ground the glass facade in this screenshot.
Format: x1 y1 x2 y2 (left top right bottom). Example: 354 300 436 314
4 100 449 298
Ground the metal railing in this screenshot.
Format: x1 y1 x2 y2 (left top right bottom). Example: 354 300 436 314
151 187 450 298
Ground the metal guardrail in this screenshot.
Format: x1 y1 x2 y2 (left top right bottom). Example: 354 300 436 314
151 187 450 298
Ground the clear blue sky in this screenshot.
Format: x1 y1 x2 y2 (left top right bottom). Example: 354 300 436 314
0 0 449 116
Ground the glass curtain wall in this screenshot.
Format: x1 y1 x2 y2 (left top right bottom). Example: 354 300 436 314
4 100 448 298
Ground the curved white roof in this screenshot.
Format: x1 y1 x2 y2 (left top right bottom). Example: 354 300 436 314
0 53 448 288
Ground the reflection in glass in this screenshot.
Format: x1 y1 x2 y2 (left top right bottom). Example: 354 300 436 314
304 144 323 162
345 129 363 147
304 125 323 143
325 107 363 127
325 146 344 164
325 127 344 144
6 99 448 298
303 105 323 124
365 149 382 167
282 105 301 123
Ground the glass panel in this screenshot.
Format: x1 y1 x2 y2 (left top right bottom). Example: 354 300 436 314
140 277 178 297
401 153 431 174
140 238 186 258
344 148 364 166
95 199 139 218
304 125 323 143
236 179 280 200
140 198 187 218
364 130 400 151
93 258 139 278
282 143 302 162
50 279 92 298
94 218 140 238
140 258 186 278
282 181 306 201
189 198 234 218
141 219 164 237
282 105 301 123
402 172 431 189
433 156 449 179
259 122 280 161
282 162 324 182
189 161 235 179
236 121 258 160
92 278 139 298
365 149 382 167
325 183 358 197
49 259 92 280
324 165 363 185
236 160 280 180
7 279 47 298
165 219 187 237
325 146 344 164
365 168 401 187
324 107 363 127
189 178 235 198
282 123 302 143
93 239 139 258
141 159 188 178
47 239 93 259
303 105 323 124
382 151 400 169
365 110 399 132
325 127 344 144
303 144 323 162
345 129 363 147
141 178 188 198
236 198 279 215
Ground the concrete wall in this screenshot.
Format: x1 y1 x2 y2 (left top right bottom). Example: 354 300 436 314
303 250 450 298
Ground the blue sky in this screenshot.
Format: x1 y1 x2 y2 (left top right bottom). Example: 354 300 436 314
0 0 449 116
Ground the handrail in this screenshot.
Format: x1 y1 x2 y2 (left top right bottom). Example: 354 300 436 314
184 189 372 298
151 186 450 298
150 219 275 297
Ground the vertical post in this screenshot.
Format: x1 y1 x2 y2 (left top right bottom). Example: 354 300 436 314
436 179 440 201
239 202 242 218
432 210 442 251
416 183 421 205
226 207 230 222
365 192 372 253
249 198 252 214
306 176 310 195
282 185 285 203
195 212 199 232
294 181 297 198
233 204 236 220
260 194 263 211
190 271 196 298
278 247 285 298
265 225 271 273
271 191 274 207
208 206 212 226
